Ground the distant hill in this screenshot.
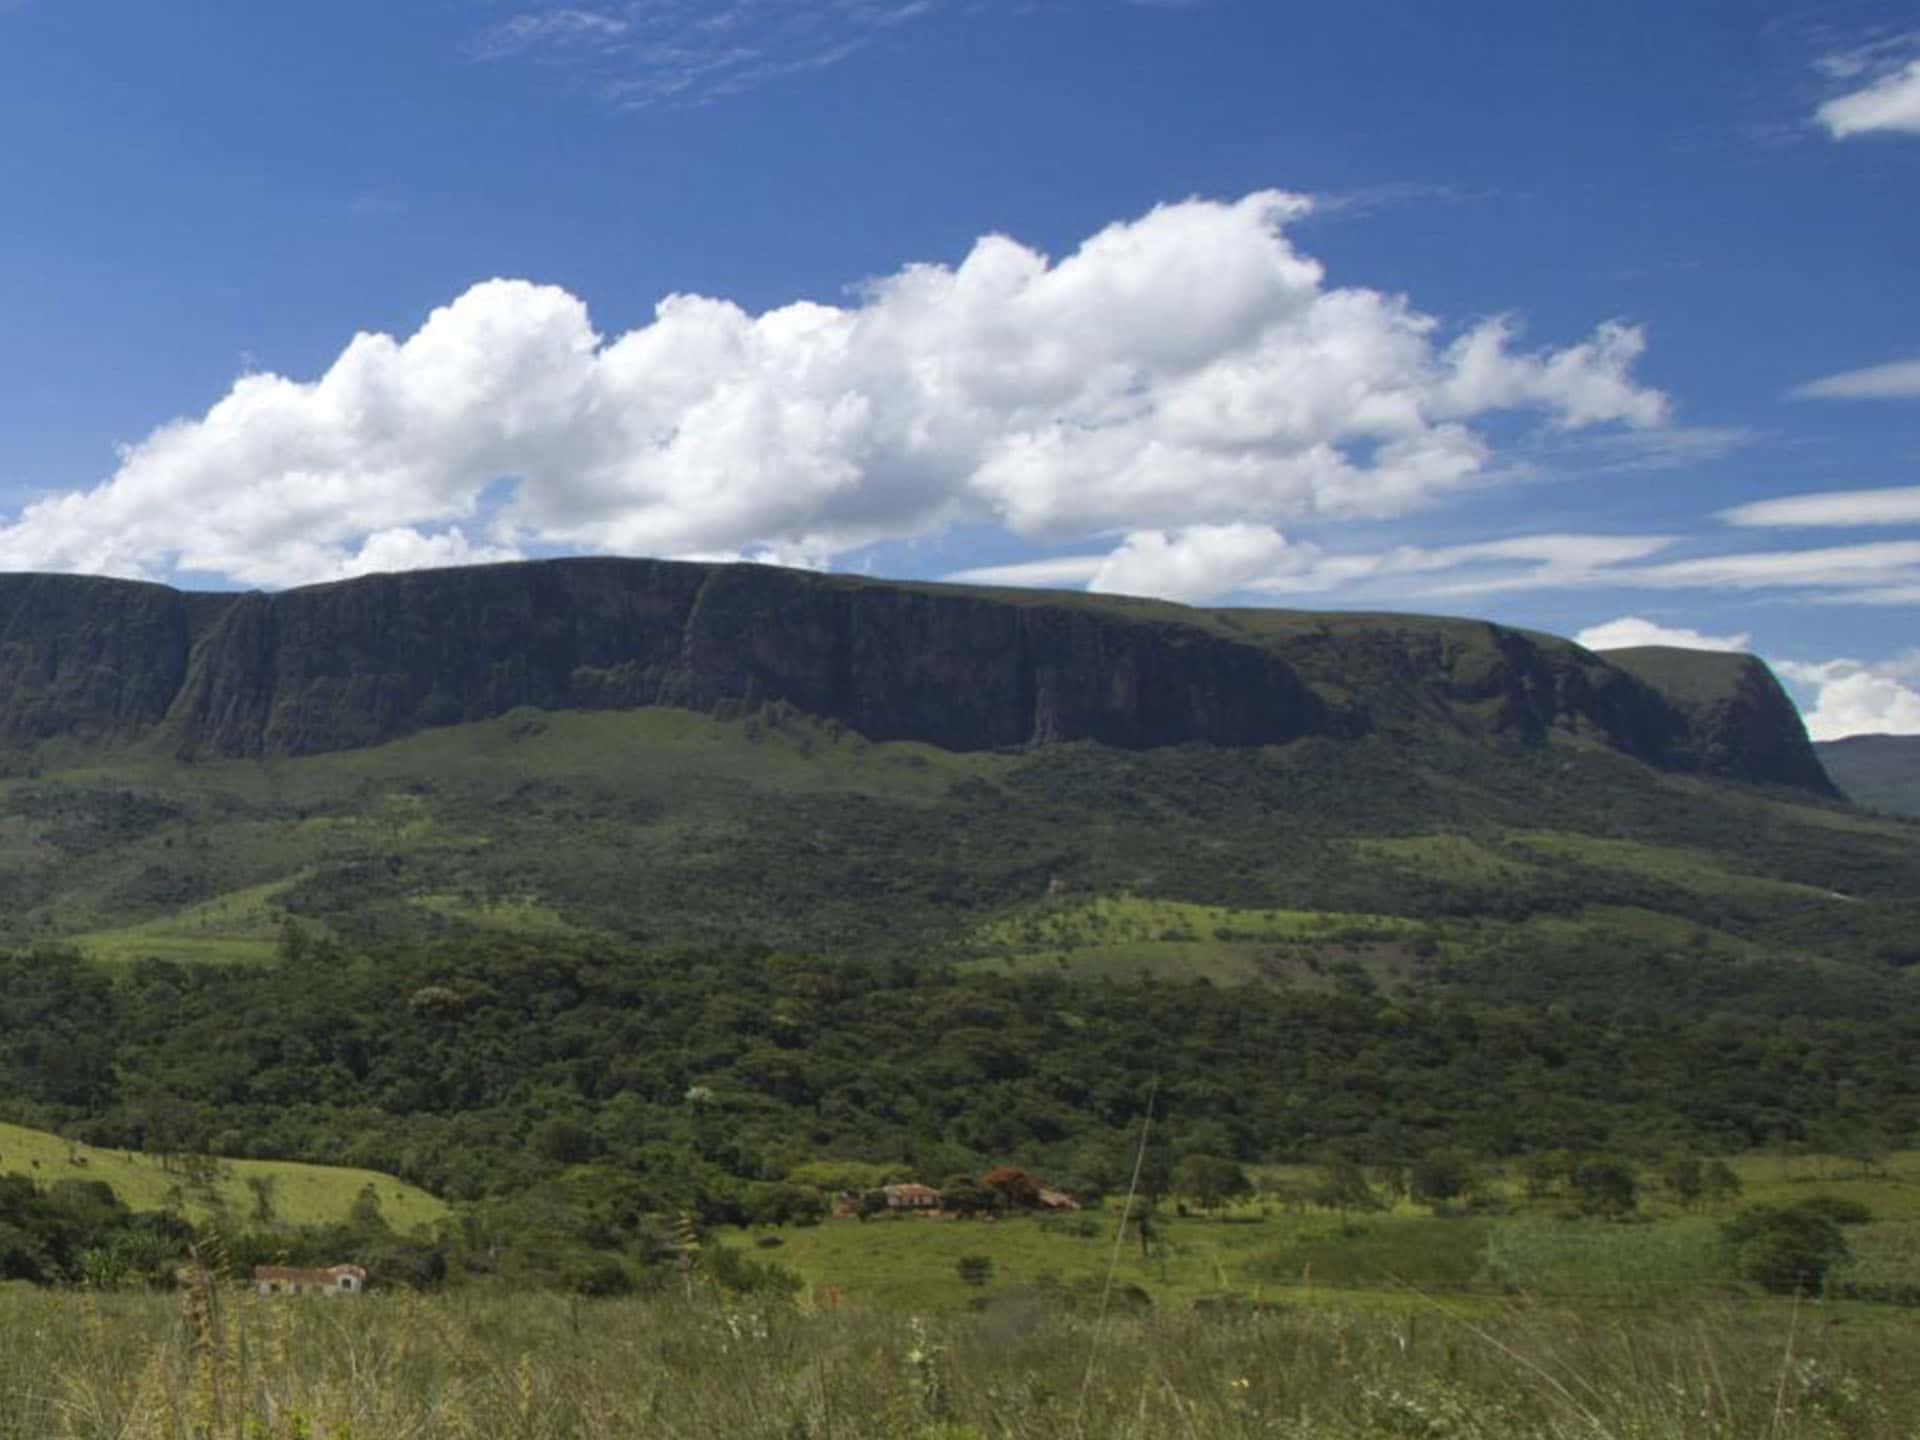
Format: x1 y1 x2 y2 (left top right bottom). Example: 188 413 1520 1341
1816 734 1920 818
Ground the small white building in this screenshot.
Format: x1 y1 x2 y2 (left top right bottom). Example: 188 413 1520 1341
254 1263 367 1296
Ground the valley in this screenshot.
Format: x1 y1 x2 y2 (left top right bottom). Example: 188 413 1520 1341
0 561 1915 1437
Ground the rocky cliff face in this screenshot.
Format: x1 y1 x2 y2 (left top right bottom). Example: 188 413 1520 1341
150 559 1334 755
0 559 1836 796
0 574 191 745
1605 646 1838 795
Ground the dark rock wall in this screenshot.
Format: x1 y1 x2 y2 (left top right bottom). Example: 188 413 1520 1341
153 559 1330 756
0 560 1835 796
0 574 192 745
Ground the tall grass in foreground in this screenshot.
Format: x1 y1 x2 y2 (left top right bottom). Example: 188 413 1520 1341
0 1279 1914 1439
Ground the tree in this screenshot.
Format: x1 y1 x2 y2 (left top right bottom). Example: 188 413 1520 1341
955 1254 993 1288
1410 1148 1474 1213
1723 1205 1850 1296
980 1167 1042 1212
1370 1163 1408 1204
1311 1157 1383 1216
1658 1152 1703 1211
1174 1154 1252 1214
1570 1156 1638 1219
347 1183 389 1237
532 1117 596 1167
1701 1159 1744 1210
245 1174 279 1226
1521 1151 1569 1201
1126 1196 1159 1261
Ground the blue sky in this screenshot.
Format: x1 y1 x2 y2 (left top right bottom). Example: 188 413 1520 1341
1 1 1917 736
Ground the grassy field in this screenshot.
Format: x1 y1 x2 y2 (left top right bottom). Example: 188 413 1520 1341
0 1122 445 1232
966 892 1421 985
69 875 311 968
0 1146 1912 1435
1509 830 1845 902
0 1279 1913 1439
725 1150 1920 1315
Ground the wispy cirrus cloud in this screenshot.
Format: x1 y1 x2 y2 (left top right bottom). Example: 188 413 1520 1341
1721 485 1920 529
956 528 1920 611
1530 540 1920 610
950 532 1678 606
1792 357 1920 399
1303 181 1488 222
472 7 632 59
1515 423 1752 476
474 0 942 106
1814 32 1920 138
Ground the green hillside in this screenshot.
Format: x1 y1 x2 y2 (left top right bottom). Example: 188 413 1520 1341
0 1120 444 1230
0 700 1913 992
0 558 1887 988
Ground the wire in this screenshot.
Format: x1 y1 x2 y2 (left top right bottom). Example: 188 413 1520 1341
1071 1075 1157 1440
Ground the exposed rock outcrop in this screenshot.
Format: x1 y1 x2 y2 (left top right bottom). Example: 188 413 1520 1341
0 559 1836 797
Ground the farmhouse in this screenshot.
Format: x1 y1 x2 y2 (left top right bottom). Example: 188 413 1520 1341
883 1182 941 1211
254 1264 367 1296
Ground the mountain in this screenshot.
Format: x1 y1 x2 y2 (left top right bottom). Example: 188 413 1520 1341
3 559 1912 1264
4 557 1914 1000
0 560 1831 794
1816 734 1920 818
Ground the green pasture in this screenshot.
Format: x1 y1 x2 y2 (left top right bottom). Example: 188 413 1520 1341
0 1121 445 1232
1349 833 1543 882
70 875 311 969
1510 829 1844 901
967 892 1420 984
738 1149 1920 1316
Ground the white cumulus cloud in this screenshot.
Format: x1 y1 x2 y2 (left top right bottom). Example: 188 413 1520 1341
1087 524 1313 604
1775 655 1920 741
1517 619 1920 744
0 192 1670 590
1574 617 1752 654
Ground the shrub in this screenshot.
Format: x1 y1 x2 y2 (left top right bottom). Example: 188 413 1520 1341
1792 1194 1873 1227
1700 1160 1744 1209
940 1182 994 1217
1721 1204 1850 1296
980 1168 1042 1211
1176 1154 1253 1213
1411 1149 1475 1212
706 1244 803 1297
1569 1156 1638 1220
1311 1158 1383 1215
